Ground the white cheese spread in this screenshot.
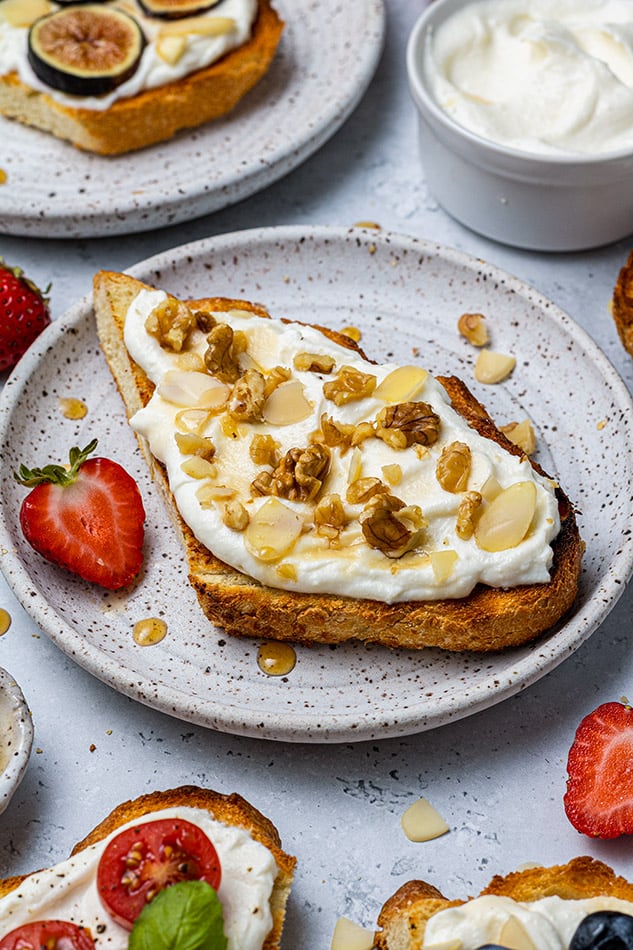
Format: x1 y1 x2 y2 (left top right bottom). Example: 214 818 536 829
422 893 633 948
0 0 257 111
125 289 561 604
0 805 277 949
424 0 633 156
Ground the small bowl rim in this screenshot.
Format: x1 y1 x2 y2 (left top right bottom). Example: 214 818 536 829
0 666 33 815
406 0 633 169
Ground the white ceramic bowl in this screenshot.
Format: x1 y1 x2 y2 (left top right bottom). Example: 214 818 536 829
0 667 33 814
406 0 633 252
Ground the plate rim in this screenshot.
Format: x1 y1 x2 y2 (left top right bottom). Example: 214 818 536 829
1 224 633 742
0 0 386 238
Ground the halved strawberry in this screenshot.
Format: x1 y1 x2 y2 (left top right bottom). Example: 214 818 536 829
564 700 633 839
0 259 51 372
15 439 145 591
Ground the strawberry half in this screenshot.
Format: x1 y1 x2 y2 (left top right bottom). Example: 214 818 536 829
564 700 633 839
0 259 51 372
15 439 145 591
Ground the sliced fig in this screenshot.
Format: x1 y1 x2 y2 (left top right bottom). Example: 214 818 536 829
137 0 223 20
28 5 146 97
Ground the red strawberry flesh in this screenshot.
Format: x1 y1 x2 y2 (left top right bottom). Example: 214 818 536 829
564 701 633 839
0 261 51 372
18 452 145 591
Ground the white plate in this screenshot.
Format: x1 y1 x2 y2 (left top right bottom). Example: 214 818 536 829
1 226 632 743
0 0 384 239
0 667 33 815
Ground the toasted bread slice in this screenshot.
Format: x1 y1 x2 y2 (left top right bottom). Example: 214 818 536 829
94 270 584 653
0 0 283 155
373 857 633 949
612 248 633 358
0 785 295 949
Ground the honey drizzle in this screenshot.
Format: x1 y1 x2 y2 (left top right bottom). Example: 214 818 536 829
0 609 10 636
133 617 167 646
59 397 88 420
257 641 296 676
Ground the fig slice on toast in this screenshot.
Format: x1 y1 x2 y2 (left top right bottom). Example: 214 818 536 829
28 5 146 96
138 0 223 19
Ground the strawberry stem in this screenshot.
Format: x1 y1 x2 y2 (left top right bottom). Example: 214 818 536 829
14 439 98 488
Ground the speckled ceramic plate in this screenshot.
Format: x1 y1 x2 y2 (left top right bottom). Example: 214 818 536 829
0 0 384 239
0 667 33 814
1 226 632 743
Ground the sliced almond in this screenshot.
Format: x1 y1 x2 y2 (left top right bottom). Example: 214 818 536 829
0 0 51 27
158 15 236 37
180 456 216 479
330 917 374 950
401 798 450 842
262 379 312 426
158 370 229 408
498 915 538 950
475 481 537 552
347 446 363 484
175 408 212 435
474 349 516 384
374 365 428 403
175 351 205 372
245 498 304 562
422 942 463 950
196 483 235 508
480 473 502 502
156 33 187 65
430 549 458 582
500 419 536 455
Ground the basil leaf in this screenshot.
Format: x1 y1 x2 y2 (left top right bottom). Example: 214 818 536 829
129 879 228 950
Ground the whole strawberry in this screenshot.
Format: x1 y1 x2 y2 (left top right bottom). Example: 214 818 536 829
15 439 145 591
0 259 51 372
564 700 633 839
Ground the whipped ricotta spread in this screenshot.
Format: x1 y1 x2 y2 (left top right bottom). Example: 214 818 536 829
422 893 633 948
0 805 277 949
125 289 561 604
424 0 633 156
0 0 257 111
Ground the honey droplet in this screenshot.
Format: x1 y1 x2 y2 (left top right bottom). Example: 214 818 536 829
0 169 7 185
59 397 88 420
0 608 11 636
133 617 167 646
257 641 296 676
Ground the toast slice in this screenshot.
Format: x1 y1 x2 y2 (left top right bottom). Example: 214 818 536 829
0 0 283 155
0 785 296 949
611 248 633 358
94 270 584 653
373 857 633 949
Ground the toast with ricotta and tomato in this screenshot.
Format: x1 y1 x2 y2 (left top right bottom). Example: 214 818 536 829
612 247 633 358
93 270 583 653
371 857 633 949
0 785 296 949
0 0 283 155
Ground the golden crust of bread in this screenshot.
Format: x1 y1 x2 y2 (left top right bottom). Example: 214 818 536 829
611 248 633 358
373 857 633 949
93 269 584 653
0 0 283 155
0 785 296 950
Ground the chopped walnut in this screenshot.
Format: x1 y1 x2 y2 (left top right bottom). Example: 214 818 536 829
500 419 536 456
194 310 217 333
145 297 197 352
294 352 336 374
229 369 266 422
318 414 374 455
174 431 216 461
251 444 331 502
264 365 292 398
314 493 348 542
458 312 489 347
250 433 279 467
204 323 247 383
346 477 389 505
375 402 440 450
360 493 426 558
436 441 471 493
323 365 377 406
222 500 249 531
339 326 362 343
456 491 483 540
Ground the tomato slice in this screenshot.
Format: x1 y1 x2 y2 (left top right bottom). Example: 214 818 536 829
97 817 222 929
0 920 95 949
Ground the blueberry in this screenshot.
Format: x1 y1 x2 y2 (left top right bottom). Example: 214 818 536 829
570 911 633 949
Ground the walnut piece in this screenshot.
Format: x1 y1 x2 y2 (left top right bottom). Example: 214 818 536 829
436 441 471 493
360 493 426 558
294 352 336 374
251 444 331 502
318 413 374 455
456 491 483 540
204 323 247 383
229 369 266 422
346 477 389 506
174 431 216 461
323 365 377 406
222 500 249 531
264 365 292 398
458 312 489 347
376 402 440 450
500 419 536 456
314 493 348 542
145 297 197 352
250 434 279 467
